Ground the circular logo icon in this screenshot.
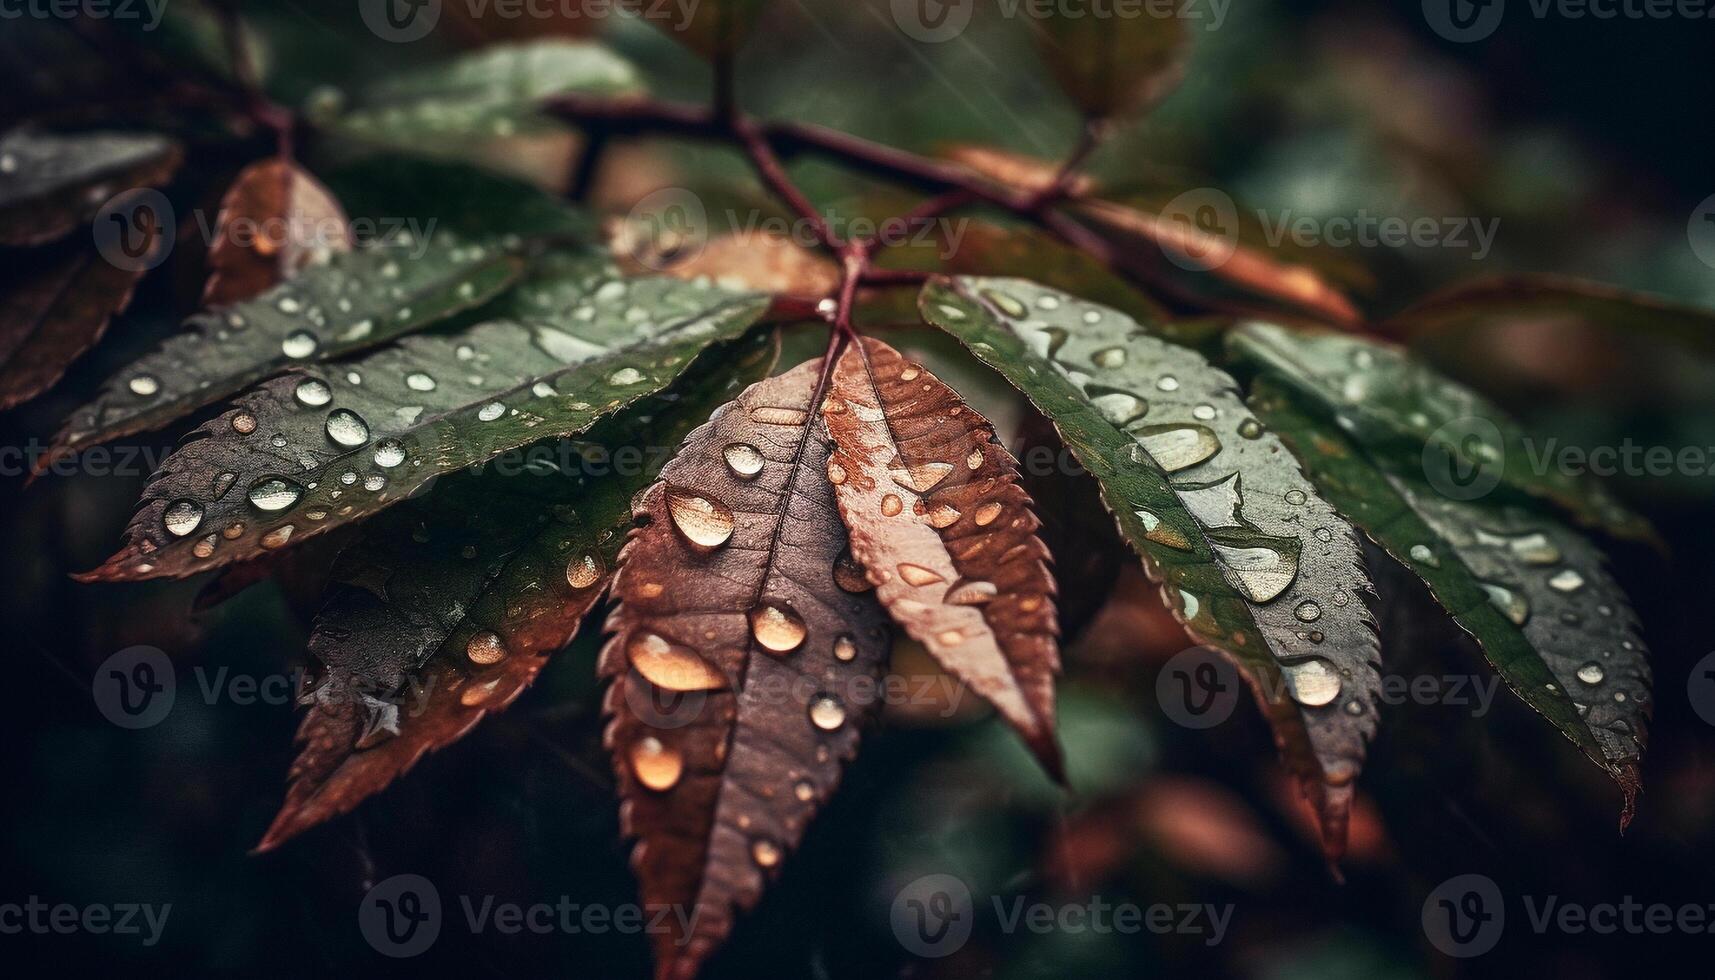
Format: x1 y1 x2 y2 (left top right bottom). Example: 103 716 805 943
1687 652 1715 727
1423 0 1505 43
1155 188 1239 272
890 873 973 958
622 672 711 731
1156 646 1242 730
1687 193 1715 271
359 874 441 957
891 0 974 43
1421 416 1504 501
92 645 176 730
623 187 709 271
1421 873 1504 957
92 188 175 272
360 0 442 43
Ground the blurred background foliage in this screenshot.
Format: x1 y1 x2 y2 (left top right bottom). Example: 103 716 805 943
2 1 1712 977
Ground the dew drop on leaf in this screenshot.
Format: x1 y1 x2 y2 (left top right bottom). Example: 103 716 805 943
807 695 846 731
293 379 331 407
565 553 604 590
260 524 295 549
373 440 406 468
162 500 204 537
751 838 782 867
665 488 735 550
630 737 683 792
724 443 765 479
128 375 159 396
1294 600 1323 623
749 603 807 653
281 330 318 358
1577 662 1606 685
897 563 945 587
324 409 370 447
1285 658 1342 707
247 477 303 512
628 632 726 691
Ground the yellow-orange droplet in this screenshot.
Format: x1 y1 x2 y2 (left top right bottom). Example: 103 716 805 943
899 364 922 381
628 632 726 691
749 603 807 653
833 635 857 661
723 442 765 479
630 736 683 791
808 694 846 731
466 630 507 665
834 553 873 593
827 461 847 485
945 579 998 605
925 503 961 528
972 502 1004 526
897 563 945 587
966 448 983 470
937 629 965 646
794 780 815 801
665 487 735 550
565 552 604 590
881 494 903 517
751 839 782 867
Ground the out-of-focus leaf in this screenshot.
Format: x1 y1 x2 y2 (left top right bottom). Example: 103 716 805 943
77 259 769 582
201 158 351 308
255 329 779 851
317 40 641 154
1247 376 1651 826
600 357 890 980
824 336 1063 777
1383 273 1715 357
0 128 182 246
940 221 1171 324
0 243 145 410
1230 321 1656 545
326 153 593 242
939 143 1100 197
40 234 528 475
921 276 1381 861
1030 6 1191 119
625 0 771 60
618 231 840 300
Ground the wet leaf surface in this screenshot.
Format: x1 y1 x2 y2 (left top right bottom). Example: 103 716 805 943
0 127 181 246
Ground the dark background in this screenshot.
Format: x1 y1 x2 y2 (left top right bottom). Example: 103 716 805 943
2 1 1712 977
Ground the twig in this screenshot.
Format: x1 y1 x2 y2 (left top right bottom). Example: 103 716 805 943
215 0 294 159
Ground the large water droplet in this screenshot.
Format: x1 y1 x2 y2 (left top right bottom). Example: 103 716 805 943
477 401 505 422
162 500 204 537
749 603 807 653
925 503 962 528
982 289 1028 318
808 694 847 731
1576 662 1605 685
609 367 644 386
324 409 370 447
373 440 406 468
630 737 683 791
889 461 953 493
260 524 296 549
406 372 436 392
1089 390 1147 426
972 501 1003 526
1548 569 1586 593
1132 424 1220 473
127 374 160 397
666 488 735 550
628 632 726 691
724 443 765 479
897 563 945 587
1285 658 1342 707
834 552 873 593
880 494 903 517
1091 347 1127 368
294 378 331 407
248 477 303 512
1179 473 1242 528
833 635 857 661
566 553 604 590
1481 582 1530 625
1212 542 1299 603
1293 600 1322 623
466 630 507 664
945 579 998 605
281 330 318 359
751 838 782 867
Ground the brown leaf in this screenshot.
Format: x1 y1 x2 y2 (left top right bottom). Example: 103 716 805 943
201 158 351 309
0 242 144 410
614 228 840 301
600 358 890 980
824 337 1063 778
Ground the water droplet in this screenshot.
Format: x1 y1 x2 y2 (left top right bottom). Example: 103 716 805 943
566 553 604 590
193 535 217 559
162 500 204 536
889 461 953 493
834 552 873 593
1409 544 1439 567
406 372 436 392
630 737 682 791
880 494 903 517
1212 543 1299 603
1132 424 1220 473
808 694 846 731
128 375 160 397
466 630 507 665
666 488 735 550
982 289 1027 317
969 501 1003 526
609 367 644 386
260 525 295 549
749 405 808 426
1294 600 1322 622
1284 489 1307 506
324 409 370 447
373 440 406 468
899 364 922 381
1481 583 1530 625
532 381 555 398
1237 419 1263 439
1313 527 1333 543
794 780 816 801
363 474 386 491
1156 375 1180 392
966 449 984 470
248 477 303 512
1548 569 1586 593
1576 662 1605 685
1090 391 1147 426
477 401 505 422
629 632 726 690
294 378 331 407
1285 658 1342 707
925 503 962 528
751 838 783 867
833 635 857 661
1344 699 1365 715
281 330 318 358
827 461 848 485
945 579 997 605
1508 532 1560 565
1091 347 1127 368
222 522 245 540
724 443 765 479
231 413 257 434
897 563 945 587
750 603 807 653
1192 404 1217 421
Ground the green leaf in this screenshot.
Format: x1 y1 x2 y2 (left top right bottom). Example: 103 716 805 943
1229 321 1656 545
920 275 1380 860
39 233 529 474
0 127 182 246
256 329 779 851
1030 7 1191 120
1246 377 1650 824
316 40 641 155
78 255 769 582
326 153 593 242
629 0 772 59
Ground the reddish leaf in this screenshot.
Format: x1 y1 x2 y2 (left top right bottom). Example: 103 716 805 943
201 158 351 309
0 242 144 410
600 358 890 980
823 337 1063 778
